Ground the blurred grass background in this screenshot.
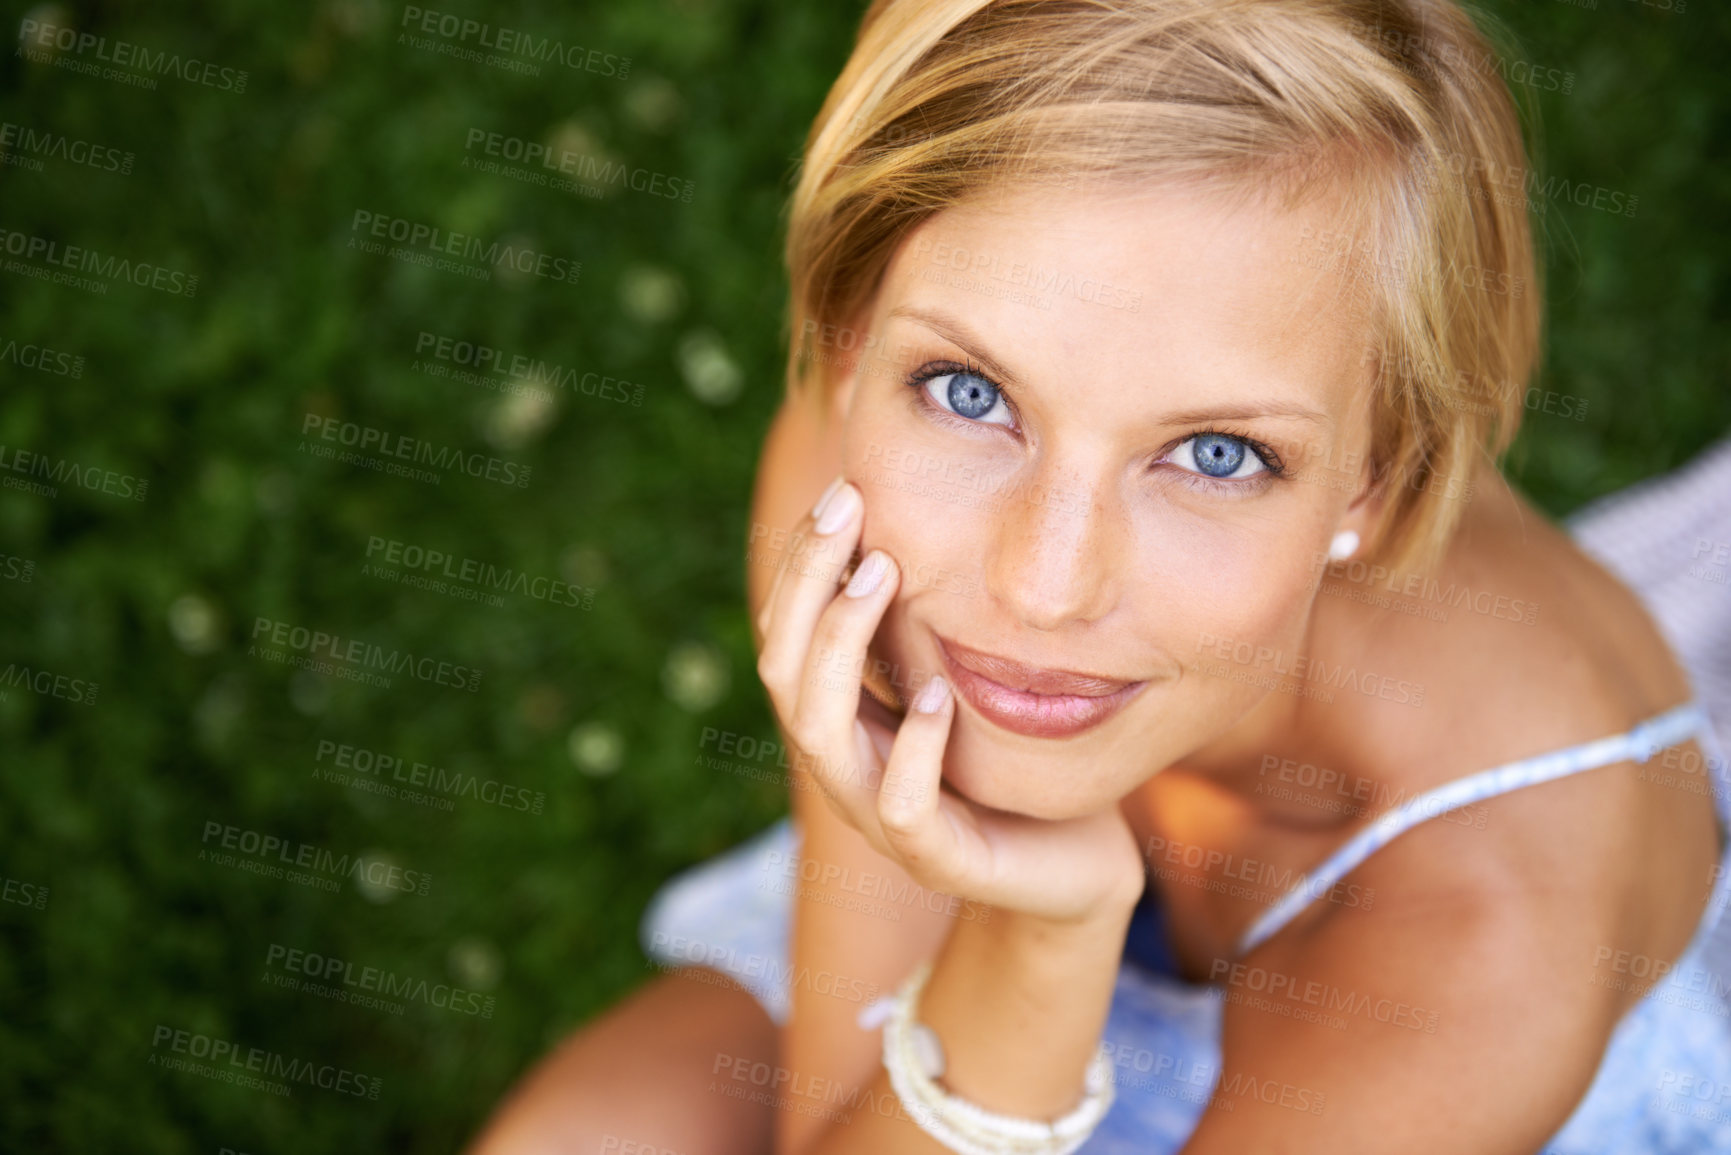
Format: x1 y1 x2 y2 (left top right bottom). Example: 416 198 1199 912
0 0 1724 1151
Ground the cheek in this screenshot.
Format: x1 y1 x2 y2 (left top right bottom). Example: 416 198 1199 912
847 449 988 603
1202 569 1317 660
1130 512 1323 660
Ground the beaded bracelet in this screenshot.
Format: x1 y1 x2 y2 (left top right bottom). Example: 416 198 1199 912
878 960 1116 1155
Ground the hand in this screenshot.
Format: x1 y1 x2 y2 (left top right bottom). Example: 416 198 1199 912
754 477 1147 926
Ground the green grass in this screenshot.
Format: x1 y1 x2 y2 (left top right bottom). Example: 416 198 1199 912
0 0 1725 1150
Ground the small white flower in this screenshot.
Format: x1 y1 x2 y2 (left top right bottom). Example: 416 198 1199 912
569 721 624 776
18 6 71 61
449 937 503 991
678 330 742 406
623 77 683 133
169 594 222 655
354 850 403 903
620 265 685 324
484 387 559 450
560 544 609 590
663 641 730 712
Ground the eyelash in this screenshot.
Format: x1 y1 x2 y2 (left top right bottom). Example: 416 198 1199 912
902 359 1288 496
905 359 1015 431
1175 425 1288 496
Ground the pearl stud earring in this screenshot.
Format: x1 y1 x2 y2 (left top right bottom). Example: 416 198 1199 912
1328 530 1360 561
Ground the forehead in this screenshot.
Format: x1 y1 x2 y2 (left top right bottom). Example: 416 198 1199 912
876 178 1379 417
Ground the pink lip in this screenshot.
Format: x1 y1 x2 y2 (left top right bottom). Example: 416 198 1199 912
935 636 1146 739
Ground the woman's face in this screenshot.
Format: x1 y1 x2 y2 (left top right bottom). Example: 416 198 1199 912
832 178 1384 820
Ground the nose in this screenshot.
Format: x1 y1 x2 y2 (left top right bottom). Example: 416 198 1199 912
983 465 1120 631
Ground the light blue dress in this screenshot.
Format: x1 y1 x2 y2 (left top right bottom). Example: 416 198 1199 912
641 438 1731 1152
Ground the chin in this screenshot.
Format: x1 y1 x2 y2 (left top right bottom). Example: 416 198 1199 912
939 718 1123 821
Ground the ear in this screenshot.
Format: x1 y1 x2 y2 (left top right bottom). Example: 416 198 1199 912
1332 357 1388 555
1336 455 1389 557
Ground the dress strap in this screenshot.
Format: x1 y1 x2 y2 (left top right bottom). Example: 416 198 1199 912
1690 707 1731 832
1233 700 1715 958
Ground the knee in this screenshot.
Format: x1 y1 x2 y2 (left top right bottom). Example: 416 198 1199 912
464 1029 651 1155
463 972 778 1155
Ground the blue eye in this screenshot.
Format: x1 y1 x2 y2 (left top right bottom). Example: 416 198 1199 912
1171 433 1269 481
921 370 1013 427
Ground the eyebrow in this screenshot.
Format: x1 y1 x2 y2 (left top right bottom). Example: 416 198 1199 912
885 303 1334 427
887 304 1023 390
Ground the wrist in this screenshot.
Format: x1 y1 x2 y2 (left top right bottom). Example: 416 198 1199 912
977 892 1139 957
913 887 1131 1120
881 960 1117 1154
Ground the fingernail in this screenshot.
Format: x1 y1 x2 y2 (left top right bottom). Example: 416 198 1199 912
811 475 844 521
815 483 860 536
913 675 949 714
844 549 889 598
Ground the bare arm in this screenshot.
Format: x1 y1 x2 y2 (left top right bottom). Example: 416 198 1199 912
747 392 1149 1151
1177 770 1642 1155
746 385 952 1154
804 900 1136 1153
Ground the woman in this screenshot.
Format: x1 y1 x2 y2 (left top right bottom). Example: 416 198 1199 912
469 0 1731 1151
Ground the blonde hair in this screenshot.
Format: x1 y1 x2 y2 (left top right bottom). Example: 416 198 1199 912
782 0 1541 579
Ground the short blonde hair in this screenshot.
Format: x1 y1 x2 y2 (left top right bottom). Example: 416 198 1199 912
782 0 1541 579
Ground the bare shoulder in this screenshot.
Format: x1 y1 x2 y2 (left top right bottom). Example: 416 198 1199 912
1317 467 1695 771
1296 466 1720 1010
1193 481 1723 1150
1305 464 1705 799
1206 730 1719 1151
1201 819 1635 1154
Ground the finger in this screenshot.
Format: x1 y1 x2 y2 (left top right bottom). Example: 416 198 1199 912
790 544 898 741
792 550 907 831
874 675 968 876
784 716 883 843
757 482 864 697
755 475 843 644
791 717 877 832
756 480 857 680
828 702 901 845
